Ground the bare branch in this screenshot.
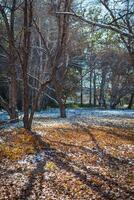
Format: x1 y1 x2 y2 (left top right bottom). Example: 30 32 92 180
56 11 134 38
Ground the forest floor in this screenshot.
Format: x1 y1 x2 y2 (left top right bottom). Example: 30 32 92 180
0 109 134 200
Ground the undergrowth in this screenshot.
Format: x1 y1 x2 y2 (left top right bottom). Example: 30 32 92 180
0 128 43 161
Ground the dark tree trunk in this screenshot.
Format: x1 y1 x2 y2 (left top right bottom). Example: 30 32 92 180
0 0 18 120
22 69 30 130
128 93 134 109
52 0 71 117
22 0 33 130
110 98 120 109
80 69 83 106
37 94 43 111
56 94 66 118
110 103 116 109
89 70 92 106
99 70 106 108
8 53 18 120
59 103 66 118
93 70 96 107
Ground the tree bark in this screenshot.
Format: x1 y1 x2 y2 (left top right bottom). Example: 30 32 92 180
110 103 116 109
8 72 18 119
22 0 33 130
128 93 134 109
59 102 66 118
80 68 83 106
89 70 92 106
99 69 106 108
110 98 120 109
51 0 72 117
0 0 18 120
8 47 18 119
93 70 96 107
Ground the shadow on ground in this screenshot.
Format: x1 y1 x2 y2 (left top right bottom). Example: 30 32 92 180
15 125 134 200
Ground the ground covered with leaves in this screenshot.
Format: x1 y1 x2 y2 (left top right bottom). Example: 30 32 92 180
0 111 134 200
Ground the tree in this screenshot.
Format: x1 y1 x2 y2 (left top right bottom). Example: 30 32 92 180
100 0 134 108
51 0 73 117
0 0 18 120
33 0 73 118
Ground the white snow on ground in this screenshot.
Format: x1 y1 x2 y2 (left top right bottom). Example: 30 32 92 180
34 108 134 119
0 110 9 121
0 121 23 131
0 108 134 131
0 108 134 122
33 108 134 129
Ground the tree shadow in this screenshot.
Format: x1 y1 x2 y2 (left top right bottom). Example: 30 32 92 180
46 138 131 170
17 131 134 200
19 158 46 199
73 124 132 167
98 127 134 142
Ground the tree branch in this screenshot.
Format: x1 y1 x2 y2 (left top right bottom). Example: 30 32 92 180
56 11 134 38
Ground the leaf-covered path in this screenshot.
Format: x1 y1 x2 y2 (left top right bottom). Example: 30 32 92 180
0 112 134 200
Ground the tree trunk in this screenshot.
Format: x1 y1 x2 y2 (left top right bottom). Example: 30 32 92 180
127 55 134 109
8 57 18 120
37 94 43 111
0 96 12 117
59 102 66 118
22 0 33 130
93 70 96 107
110 98 120 109
0 60 18 120
89 71 92 106
110 103 116 109
9 81 18 119
128 93 134 109
80 68 83 106
99 70 106 108
0 0 18 120
22 70 30 129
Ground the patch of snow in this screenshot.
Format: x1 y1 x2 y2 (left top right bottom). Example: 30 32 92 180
18 152 46 165
34 108 134 119
0 138 4 143
0 121 23 131
1 108 134 132
33 118 71 128
0 110 9 121
1 108 134 122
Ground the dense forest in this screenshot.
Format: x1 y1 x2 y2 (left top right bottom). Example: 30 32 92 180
0 0 134 130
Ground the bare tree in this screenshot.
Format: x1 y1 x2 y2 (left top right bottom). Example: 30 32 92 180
33 0 73 118
0 0 18 120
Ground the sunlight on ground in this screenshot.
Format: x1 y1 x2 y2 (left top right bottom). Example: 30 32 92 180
0 117 134 199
